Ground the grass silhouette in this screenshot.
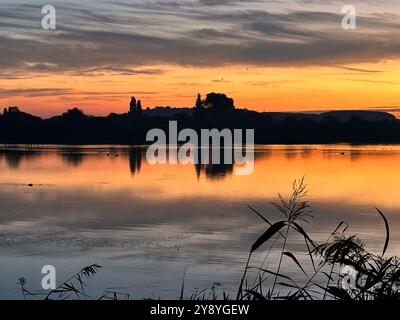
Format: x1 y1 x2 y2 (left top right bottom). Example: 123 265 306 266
237 178 399 300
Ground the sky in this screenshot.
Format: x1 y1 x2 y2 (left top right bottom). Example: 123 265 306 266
1 0 400 117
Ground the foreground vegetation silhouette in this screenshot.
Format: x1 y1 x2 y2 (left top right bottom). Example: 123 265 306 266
237 178 398 301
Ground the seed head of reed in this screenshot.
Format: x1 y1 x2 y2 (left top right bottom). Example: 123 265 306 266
271 176 313 224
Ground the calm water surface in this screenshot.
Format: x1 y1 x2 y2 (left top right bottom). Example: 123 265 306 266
0 144 400 299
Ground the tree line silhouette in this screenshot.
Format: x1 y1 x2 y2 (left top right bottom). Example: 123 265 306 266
1 92 400 144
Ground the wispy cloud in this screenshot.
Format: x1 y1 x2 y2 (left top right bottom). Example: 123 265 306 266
0 88 158 98
341 78 399 85
335 66 384 73
0 88 74 97
366 106 400 112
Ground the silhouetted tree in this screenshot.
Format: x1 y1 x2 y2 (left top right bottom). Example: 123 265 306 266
62 108 86 120
129 96 143 115
136 100 142 115
195 93 203 110
203 93 234 112
3 106 21 115
129 97 137 113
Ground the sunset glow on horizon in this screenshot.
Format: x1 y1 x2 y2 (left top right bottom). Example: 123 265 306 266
3 62 400 118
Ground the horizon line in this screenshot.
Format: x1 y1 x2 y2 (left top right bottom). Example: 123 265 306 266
2 104 400 120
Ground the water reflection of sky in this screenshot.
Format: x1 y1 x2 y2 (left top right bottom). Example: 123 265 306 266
0 145 399 299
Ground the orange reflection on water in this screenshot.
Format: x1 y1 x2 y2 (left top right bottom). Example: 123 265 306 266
1 145 400 208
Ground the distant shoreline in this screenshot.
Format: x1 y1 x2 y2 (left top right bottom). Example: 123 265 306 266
2 142 400 147
2 105 400 145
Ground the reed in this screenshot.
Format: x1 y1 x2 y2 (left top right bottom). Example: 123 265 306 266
238 178 399 300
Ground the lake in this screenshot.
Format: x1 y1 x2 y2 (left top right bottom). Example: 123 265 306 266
0 144 399 299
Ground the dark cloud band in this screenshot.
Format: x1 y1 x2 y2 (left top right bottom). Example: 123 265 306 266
1 0 400 74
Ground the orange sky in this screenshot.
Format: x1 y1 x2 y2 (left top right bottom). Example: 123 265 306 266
2 61 400 118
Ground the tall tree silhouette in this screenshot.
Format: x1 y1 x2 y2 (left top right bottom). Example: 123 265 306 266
129 97 137 113
136 100 142 115
195 93 203 110
129 97 142 115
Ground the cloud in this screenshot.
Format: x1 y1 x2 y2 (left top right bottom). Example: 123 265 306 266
341 78 399 85
1 1 400 74
197 0 260 6
334 66 384 73
366 106 400 112
0 88 74 97
0 88 158 98
211 78 230 83
69 66 166 76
